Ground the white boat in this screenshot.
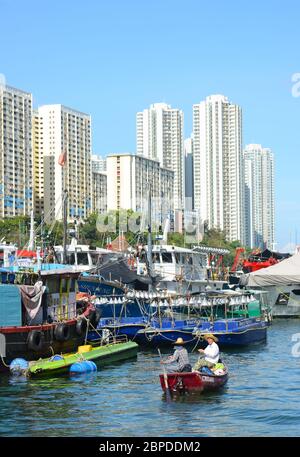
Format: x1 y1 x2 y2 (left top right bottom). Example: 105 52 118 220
136 244 230 295
53 238 117 271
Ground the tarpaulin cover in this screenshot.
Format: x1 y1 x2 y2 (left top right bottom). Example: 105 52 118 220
19 281 46 320
240 253 300 287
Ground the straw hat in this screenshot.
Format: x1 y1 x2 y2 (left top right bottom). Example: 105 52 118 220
173 337 185 345
203 333 218 343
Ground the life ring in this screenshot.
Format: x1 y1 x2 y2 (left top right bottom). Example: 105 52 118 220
27 330 45 352
76 318 87 336
88 309 101 328
54 323 71 342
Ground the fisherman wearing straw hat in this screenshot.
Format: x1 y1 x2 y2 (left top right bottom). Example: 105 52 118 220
193 334 220 371
160 337 192 373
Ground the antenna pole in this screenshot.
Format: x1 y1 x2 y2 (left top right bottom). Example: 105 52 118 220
63 190 68 264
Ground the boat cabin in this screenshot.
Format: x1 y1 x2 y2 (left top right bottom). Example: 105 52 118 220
0 264 81 327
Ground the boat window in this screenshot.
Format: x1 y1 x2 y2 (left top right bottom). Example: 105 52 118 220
175 253 181 264
139 252 147 263
292 289 300 296
188 256 193 265
66 253 75 265
70 278 76 292
90 253 100 265
76 252 89 265
275 293 290 305
161 252 173 263
60 278 69 293
46 277 58 294
152 253 160 263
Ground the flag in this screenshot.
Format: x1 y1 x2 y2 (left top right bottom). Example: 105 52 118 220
58 150 67 166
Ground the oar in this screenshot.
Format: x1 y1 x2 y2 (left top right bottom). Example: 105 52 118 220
158 348 171 402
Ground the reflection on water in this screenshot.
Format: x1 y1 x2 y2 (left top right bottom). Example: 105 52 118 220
1 320 300 436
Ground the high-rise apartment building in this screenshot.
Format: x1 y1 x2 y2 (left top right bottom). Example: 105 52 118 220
36 104 91 223
193 95 243 242
136 103 184 211
106 153 174 229
92 154 106 173
32 110 44 217
184 137 193 211
92 170 107 214
0 85 33 218
243 144 275 249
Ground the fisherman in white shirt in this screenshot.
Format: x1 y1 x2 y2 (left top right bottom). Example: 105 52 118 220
193 334 220 371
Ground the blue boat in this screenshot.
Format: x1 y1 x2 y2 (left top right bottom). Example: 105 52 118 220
88 288 269 348
78 274 125 297
133 316 267 347
193 317 268 346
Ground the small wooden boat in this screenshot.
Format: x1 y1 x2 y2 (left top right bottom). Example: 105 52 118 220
11 340 139 377
159 368 228 394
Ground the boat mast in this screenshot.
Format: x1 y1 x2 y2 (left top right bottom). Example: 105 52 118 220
28 209 35 251
63 190 68 264
147 184 153 284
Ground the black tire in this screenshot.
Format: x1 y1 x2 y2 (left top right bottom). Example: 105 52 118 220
88 309 101 328
76 318 87 336
54 323 71 342
27 330 45 352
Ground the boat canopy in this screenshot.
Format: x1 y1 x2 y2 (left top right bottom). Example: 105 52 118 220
240 252 300 287
90 258 152 289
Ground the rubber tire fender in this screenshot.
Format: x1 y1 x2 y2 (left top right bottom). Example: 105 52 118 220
76 317 87 336
88 309 101 328
27 330 45 352
54 323 71 342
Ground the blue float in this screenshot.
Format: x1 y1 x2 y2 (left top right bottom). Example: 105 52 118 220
50 355 64 361
69 360 97 375
9 358 29 375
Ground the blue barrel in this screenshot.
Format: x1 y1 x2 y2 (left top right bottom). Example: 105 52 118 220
9 358 29 376
69 360 97 375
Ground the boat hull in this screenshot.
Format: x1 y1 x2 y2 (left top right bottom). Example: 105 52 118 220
28 341 139 377
0 321 86 372
159 371 228 393
135 321 267 348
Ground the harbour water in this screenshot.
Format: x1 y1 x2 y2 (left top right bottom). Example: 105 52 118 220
0 319 300 437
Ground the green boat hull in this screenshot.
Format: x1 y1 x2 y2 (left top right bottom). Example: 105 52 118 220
28 341 139 377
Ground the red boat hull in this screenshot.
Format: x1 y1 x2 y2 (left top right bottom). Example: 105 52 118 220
159 371 228 393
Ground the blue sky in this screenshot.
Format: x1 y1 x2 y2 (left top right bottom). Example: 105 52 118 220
1 0 300 250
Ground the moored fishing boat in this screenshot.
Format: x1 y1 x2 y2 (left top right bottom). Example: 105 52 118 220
132 290 268 347
159 367 228 394
10 339 139 377
0 263 97 372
